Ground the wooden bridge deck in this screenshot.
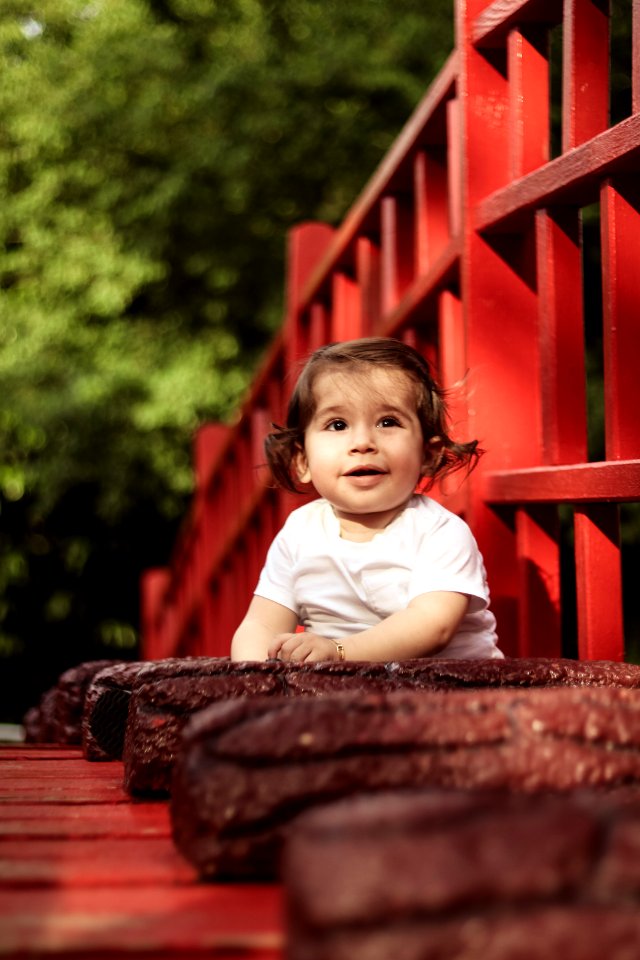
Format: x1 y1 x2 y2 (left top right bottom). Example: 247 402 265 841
0 743 284 960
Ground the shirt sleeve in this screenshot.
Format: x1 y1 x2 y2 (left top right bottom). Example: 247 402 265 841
408 511 490 610
253 524 299 615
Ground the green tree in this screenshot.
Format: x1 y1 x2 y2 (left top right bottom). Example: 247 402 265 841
0 0 453 719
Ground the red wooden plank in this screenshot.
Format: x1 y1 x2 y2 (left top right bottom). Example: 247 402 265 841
473 0 562 48
3 761 123 779
0 747 83 761
600 178 640 461
414 148 450 272
515 505 562 657
380 195 415 315
476 113 640 233
563 0 610 151
459 0 539 656
483 459 640 502
299 53 458 310
0 803 171 839
284 221 335 329
380 237 460 338
0 781 130 804
0 885 283 959
634 0 640 113
0 838 196 888
574 504 624 660
535 206 588 465
331 271 363 341
446 98 462 237
355 236 381 334
508 27 549 179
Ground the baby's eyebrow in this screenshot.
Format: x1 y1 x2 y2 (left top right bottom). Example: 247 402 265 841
313 405 347 419
313 403 411 421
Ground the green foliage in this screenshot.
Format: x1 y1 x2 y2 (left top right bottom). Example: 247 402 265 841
0 0 453 718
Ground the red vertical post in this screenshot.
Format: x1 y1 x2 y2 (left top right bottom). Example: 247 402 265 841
414 149 450 273
139 568 171 660
332 272 363 341
508 27 549 179
563 0 610 151
356 236 381 335
600 178 640 461
515 506 562 657
633 0 640 113
308 302 329 352
285 222 335 367
574 504 624 660
380 196 414 314
436 289 469 515
446 98 462 238
194 423 230 493
536 208 588 464
458 0 541 655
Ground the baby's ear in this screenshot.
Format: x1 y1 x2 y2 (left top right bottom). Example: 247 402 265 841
421 436 444 475
293 446 312 484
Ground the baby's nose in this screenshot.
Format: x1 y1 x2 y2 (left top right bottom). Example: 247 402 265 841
350 426 377 451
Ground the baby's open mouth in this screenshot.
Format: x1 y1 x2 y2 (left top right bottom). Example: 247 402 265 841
346 468 385 477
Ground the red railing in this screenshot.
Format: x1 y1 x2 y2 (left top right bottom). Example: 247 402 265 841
141 0 640 664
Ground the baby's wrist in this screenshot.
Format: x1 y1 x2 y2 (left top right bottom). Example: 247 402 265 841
328 638 346 661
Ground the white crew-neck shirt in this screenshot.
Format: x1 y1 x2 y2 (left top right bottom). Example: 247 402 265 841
254 495 501 660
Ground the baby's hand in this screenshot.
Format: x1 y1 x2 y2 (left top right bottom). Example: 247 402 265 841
268 632 341 662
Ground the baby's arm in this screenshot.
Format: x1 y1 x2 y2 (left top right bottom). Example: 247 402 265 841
230 595 299 661
270 591 469 662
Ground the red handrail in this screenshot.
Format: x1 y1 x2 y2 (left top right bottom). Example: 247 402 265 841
142 0 640 663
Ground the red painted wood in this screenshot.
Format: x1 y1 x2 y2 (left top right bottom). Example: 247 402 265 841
0 886 283 959
0 803 171 839
473 0 561 48
634 0 640 113
142 0 639 662
515 505 562 657
508 27 549 179
284 222 335 326
0 747 284 959
2 760 123 779
299 54 458 308
477 113 640 233
535 207 588 464
414 148 450 272
574 504 625 660
0 837 197 887
600 177 640 461
331 271 362 341
140 568 171 660
356 236 382 334
380 195 415 314
563 0 610 151
446 97 462 237
0 747 83 761
483 459 640 502
0 780 131 804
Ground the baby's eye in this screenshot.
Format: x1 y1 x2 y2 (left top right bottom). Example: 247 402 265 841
379 416 401 428
326 419 348 431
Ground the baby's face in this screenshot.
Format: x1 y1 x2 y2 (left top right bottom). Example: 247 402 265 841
295 367 428 536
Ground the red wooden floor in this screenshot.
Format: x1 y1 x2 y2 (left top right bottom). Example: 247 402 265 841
0 743 284 959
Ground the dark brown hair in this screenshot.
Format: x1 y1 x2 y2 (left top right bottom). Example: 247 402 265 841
265 337 482 493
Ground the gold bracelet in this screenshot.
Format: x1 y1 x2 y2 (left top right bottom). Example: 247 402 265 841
330 639 346 661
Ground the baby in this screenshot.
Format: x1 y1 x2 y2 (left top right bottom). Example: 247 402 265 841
231 337 501 662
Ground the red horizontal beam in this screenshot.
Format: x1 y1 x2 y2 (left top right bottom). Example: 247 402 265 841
473 0 561 49
476 113 640 233
482 460 640 503
299 53 458 308
380 236 461 336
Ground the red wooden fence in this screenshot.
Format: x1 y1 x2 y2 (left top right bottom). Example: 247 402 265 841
141 0 640 665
